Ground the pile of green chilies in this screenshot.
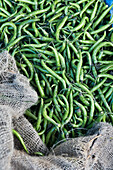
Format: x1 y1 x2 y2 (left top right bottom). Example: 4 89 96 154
0 0 113 147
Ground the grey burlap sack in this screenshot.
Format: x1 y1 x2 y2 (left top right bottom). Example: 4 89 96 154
11 122 113 170
0 51 113 170
0 51 47 170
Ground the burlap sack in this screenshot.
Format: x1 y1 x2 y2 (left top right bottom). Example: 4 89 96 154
0 51 113 170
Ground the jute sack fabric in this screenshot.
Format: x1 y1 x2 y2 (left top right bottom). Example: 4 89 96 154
11 122 113 170
0 51 113 170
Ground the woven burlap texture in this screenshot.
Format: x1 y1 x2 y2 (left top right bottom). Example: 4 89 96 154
0 51 113 170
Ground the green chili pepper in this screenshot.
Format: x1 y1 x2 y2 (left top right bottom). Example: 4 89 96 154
71 17 89 32
76 51 82 83
35 72 45 97
43 101 60 127
41 60 66 88
93 4 113 29
80 0 96 18
63 90 73 125
74 100 87 127
56 16 68 41
91 78 107 93
22 54 34 81
36 98 43 131
12 129 29 153
79 93 90 106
